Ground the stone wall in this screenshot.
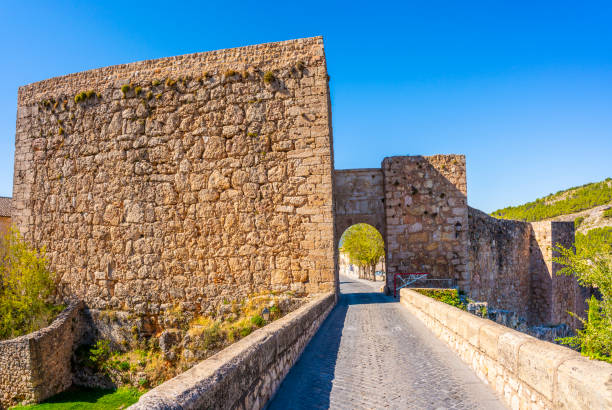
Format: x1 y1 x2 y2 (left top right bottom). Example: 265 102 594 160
468 207 532 318
529 221 585 326
468 208 583 326
129 293 335 410
0 302 84 408
334 169 385 239
12 37 335 319
401 288 612 410
383 155 469 291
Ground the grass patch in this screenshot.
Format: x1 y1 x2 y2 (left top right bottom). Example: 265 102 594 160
414 288 467 310
263 71 275 84
13 387 141 409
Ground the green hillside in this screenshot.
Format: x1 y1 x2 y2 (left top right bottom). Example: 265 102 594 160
491 178 612 222
576 227 612 255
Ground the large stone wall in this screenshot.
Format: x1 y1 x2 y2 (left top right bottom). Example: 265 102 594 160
12 37 335 318
468 207 532 318
469 208 584 327
529 221 586 326
0 302 84 408
382 155 469 291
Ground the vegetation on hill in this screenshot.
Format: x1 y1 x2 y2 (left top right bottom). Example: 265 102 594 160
0 228 63 340
575 227 612 256
491 178 612 222
339 223 385 280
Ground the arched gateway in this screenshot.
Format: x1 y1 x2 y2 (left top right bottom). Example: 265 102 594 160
333 155 470 294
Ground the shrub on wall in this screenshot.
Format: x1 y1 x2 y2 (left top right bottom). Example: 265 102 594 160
554 244 612 363
0 227 62 340
414 288 467 310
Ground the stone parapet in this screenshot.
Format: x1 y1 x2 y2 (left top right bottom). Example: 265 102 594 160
0 301 84 408
129 292 336 410
400 288 612 410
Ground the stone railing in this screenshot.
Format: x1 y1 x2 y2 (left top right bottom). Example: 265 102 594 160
0 301 84 408
400 289 612 410
129 292 336 410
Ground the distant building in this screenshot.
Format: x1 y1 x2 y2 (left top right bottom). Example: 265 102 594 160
0 197 11 236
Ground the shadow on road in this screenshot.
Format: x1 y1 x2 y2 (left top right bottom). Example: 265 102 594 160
267 293 349 409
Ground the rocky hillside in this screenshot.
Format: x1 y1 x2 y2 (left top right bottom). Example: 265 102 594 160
491 178 612 234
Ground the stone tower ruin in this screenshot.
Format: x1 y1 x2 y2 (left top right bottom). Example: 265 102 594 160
13 37 336 316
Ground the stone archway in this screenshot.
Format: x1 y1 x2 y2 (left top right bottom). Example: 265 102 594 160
334 169 386 241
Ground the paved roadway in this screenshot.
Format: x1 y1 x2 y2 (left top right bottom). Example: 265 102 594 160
267 276 506 410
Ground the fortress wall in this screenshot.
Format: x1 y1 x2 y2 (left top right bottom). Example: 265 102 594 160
382 155 469 291
333 169 385 239
12 37 335 317
529 221 584 326
468 209 583 326
468 207 531 317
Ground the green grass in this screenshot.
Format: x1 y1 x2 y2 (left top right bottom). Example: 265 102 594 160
491 178 612 222
13 387 142 409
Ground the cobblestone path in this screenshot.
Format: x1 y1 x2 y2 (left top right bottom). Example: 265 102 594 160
268 276 506 410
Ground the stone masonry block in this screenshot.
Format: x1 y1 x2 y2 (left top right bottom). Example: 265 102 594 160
497 331 537 374
517 341 576 401
555 357 612 410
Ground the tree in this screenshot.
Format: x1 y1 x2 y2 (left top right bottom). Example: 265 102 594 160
0 227 60 339
340 224 385 280
553 243 612 363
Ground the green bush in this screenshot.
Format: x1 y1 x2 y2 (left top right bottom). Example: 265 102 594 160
414 288 467 310
250 314 264 327
554 244 612 363
574 216 585 228
88 340 112 370
491 178 612 221
603 208 612 218
0 228 62 340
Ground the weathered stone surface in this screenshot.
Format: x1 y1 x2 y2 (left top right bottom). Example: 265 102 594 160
0 302 85 408
383 155 469 291
469 207 584 328
12 37 335 320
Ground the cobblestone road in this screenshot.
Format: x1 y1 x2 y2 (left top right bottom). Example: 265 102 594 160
268 276 506 410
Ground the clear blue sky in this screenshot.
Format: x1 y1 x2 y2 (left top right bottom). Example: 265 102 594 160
1 1 610 212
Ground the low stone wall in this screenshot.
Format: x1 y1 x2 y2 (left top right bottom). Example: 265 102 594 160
129 292 335 410
400 289 612 410
0 301 84 408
